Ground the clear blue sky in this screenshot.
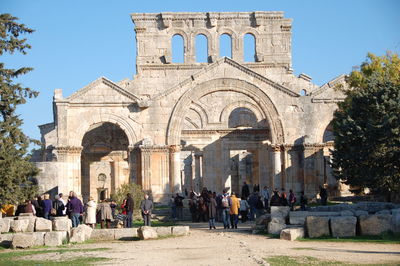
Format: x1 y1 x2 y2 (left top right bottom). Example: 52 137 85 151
2 0 399 148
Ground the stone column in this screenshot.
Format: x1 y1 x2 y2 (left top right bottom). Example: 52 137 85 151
55 146 82 196
303 144 317 196
169 145 182 193
191 152 196 190
272 145 282 190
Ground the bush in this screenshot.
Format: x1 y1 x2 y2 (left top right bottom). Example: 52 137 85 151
111 183 144 218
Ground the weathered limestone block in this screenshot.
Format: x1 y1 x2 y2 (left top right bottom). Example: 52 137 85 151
280 227 305 241
155 226 172 237
172 226 190 236
376 210 391 215
330 216 357 237
90 229 115 241
306 216 330 238
271 206 290 220
52 217 72 231
289 211 309 225
340 210 354 216
10 219 30 233
307 212 341 217
354 210 369 217
392 213 400 233
255 214 271 225
70 224 93 243
114 228 138 240
138 226 158 240
271 217 285 224
18 213 34 217
267 222 287 235
44 231 68 246
0 218 11 233
35 218 52 232
0 233 14 248
359 215 392 236
391 208 400 215
11 233 35 249
17 216 36 232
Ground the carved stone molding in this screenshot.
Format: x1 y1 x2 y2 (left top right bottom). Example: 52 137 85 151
55 146 83 155
169 145 182 153
140 145 170 154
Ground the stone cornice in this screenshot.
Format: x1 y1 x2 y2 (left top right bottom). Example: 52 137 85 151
55 146 83 154
181 128 269 135
139 145 170 153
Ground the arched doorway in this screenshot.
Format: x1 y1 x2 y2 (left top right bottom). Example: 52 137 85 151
81 122 130 202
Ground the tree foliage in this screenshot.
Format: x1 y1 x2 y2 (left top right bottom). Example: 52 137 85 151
0 14 39 206
331 52 400 199
111 183 144 217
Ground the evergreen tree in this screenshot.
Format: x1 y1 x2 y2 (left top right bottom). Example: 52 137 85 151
0 14 39 206
331 53 400 200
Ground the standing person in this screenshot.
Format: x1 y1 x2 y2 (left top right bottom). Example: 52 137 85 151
110 200 117 219
189 197 198 222
140 194 153 226
241 181 250 199
229 192 240 229
85 196 97 228
24 200 36 216
66 191 83 228
288 189 297 211
169 195 177 219
32 195 43 217
280 188 288 206
248 192 258 221
208 193 217 229
98 199 113 229
58 193 67 216
270 189 281 206
221 189 232 229
53 195 65 217
174 193 184 219
239 196 249 223
125 193 134 228
261 186 270 210
215 193 223 223
300 191 308 211
42 194 53 220
255 195 264 218
197 196 208 222
253 184 260 193
319 185 328 206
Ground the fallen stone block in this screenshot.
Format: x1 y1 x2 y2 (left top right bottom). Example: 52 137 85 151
354 210 369 217
17 216 36 232
155 226 172 237
255 214 271 225
0 218 11 233
90 229 115 241
271 217 285 224
359 214 392 236
289 211 309 225
340 210 354 216
280 227 305 241
11 232 45 248
306 212 341 217
10 219 30 233
35 218 52 232
171 226 189 236
392 213 400 233
306 216 330 238
267 222 286 235
0 233 14 248
271 206 290 220
70 224 93 243
330 216 356 237
114 228 138 240
44 231 68 246
52 217 72 232
138 226 158 240
376 210 391 215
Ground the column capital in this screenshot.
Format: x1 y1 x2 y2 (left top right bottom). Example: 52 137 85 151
270 144 282 152
169 145 181 153
55 146 82 155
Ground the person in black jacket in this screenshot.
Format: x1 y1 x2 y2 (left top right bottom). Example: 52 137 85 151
125 193 134 228
53 195 65 216
241 181 250 199
270 189 281 206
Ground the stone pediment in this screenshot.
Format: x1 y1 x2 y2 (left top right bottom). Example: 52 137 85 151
67 77 140 103
310 75 347 103
152 57 299 101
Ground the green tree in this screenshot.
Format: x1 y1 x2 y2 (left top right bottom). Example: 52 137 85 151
0 14 39 206
331 52 400 200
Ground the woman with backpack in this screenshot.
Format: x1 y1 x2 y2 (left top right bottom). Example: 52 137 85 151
288 189 297 211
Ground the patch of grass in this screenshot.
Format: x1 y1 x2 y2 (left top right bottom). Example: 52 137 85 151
292 247 316 251
154 205 170 210
0 248 110 260
132 220 176 227
297 233 400 244
0 256 109 266
255 231 280 239
264 255 349 265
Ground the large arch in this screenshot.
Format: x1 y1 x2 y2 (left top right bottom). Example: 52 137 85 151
71 112 138 148
167 78 284 145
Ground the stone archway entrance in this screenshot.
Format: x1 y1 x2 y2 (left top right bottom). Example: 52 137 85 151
81 122 130 202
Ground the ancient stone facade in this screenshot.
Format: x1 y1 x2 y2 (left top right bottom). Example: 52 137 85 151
34 11 346 202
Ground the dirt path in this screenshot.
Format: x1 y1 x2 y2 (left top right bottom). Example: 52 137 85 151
21 223 400 265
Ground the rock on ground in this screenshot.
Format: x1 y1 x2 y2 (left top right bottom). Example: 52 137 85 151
114 228 138 240
172 226 190 236
271 206 290 220
268 222 286 235
70 224 93 243
0 218 11 233
330 216 357 237
138 226 158 240
17 216 36 232
12 232 45 249
359 214 393 236
340 210 354 216
280 227 305 241
10 219 30 233
44 231 68 246
35 218 53 232
155 226 172 237
306 216 330 238
255 214 271 225
52 217 72 232
289 211 309 225
90 229 115 241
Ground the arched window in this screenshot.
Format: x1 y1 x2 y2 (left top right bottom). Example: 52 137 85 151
195 34 208 63
219 34 232 58
228 107 258 128
172 34 184 63
244 33 256 62
300 89 307 96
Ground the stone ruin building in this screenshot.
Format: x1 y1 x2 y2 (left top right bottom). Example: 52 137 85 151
33 11 347 203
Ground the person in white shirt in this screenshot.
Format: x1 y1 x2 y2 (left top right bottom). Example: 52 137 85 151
261 186 270 210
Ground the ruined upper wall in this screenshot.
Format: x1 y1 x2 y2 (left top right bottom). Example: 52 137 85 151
131 12 292 73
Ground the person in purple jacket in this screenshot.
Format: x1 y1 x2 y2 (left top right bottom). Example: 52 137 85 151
66 191 83 227
42 193 53 220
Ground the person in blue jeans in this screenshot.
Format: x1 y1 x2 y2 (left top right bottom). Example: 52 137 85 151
221 189 232 229
66 191 84 227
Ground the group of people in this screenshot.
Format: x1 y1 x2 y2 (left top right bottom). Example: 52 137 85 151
14 191 155 229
